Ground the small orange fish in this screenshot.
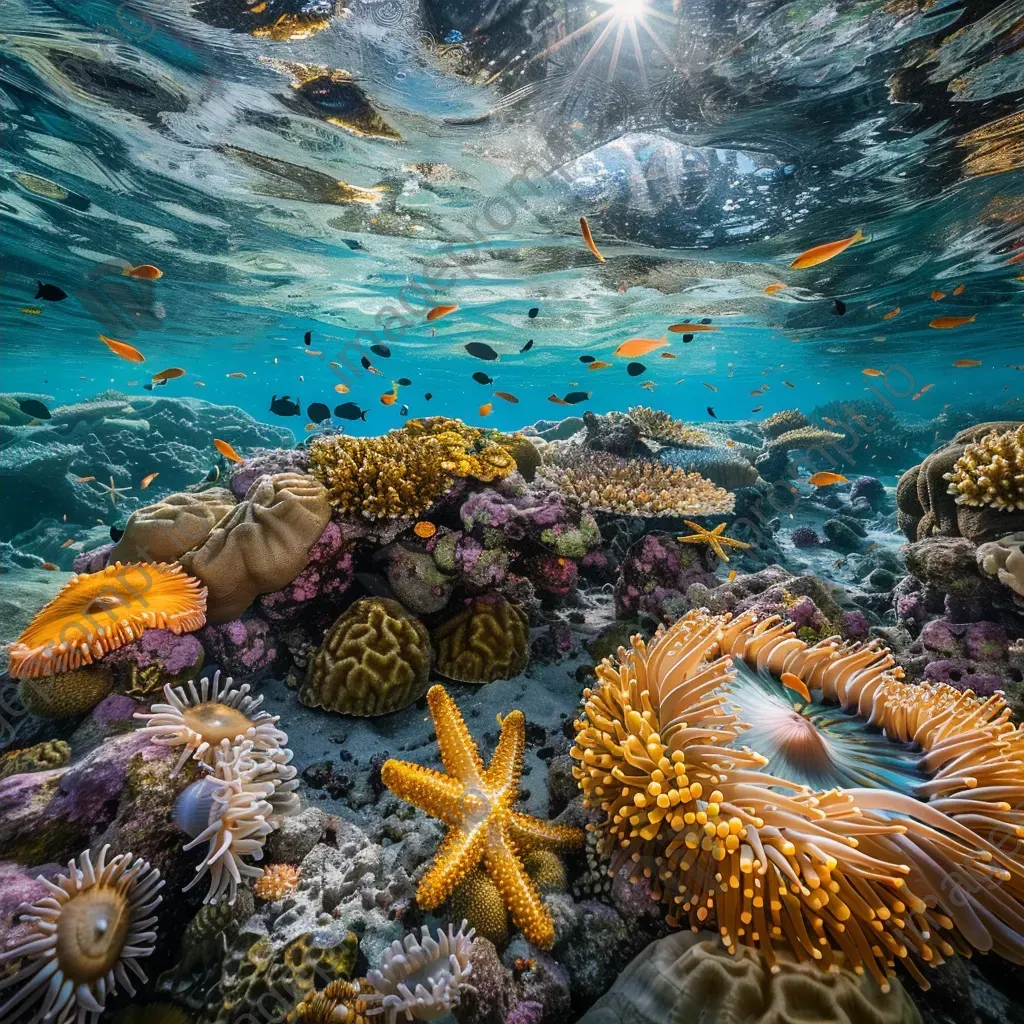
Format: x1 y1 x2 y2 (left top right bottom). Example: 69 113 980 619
76 475 95 483
660 351 677 359
614 337 665 358
579 216 605 262
214 438 244 463
953 284 965 296
727 569 737 582
61 538 75 548
667 323 718 333
152 367 185 382
413 521 436 539
919 383 934 394
123 264 162 280
862 368 884 377
865 542 878 553
381 390 398 406
930 290 945 301
833 558 846 568
548 394 571 406
953 359 982 367
725 439 737 447
763 283 786 295
334 383 350 393
587 360 612 370
479 402 493 417
305 423 318 432
99 334 145 363
790 229 865 269
780 672 811 702
930 315 975 329
426 304 459 321
822 416 838 426
883 307 900 320
140 471 160 489
1006 250 1024 265
226 372 247 379
41 562 59 571
493 391 519 404
808 471 848 487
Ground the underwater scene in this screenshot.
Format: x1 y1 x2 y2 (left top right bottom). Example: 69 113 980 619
4 0 1024 1022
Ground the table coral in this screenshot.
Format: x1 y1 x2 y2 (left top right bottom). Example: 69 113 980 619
627 406 711 448
432 595 529 684
758 408 810 439
380 685 584 949
300 597 432 716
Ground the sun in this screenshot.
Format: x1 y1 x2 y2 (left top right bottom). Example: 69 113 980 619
606 0 648 23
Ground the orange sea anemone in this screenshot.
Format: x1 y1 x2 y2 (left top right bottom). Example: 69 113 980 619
7 562 207 679
253 863 301 901
572 608 1024 991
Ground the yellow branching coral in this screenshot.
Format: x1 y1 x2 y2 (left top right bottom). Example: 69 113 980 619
7 562 207 679
309 419 516 520
945 423 1024 510
572 608 1024 990
539 452 735 517
628 406 711 448
381 685 584 949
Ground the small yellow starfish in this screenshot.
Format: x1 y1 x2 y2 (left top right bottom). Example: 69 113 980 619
677 520 751 563
381 686 583 949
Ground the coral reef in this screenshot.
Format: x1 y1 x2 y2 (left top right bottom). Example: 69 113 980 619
111 488 237 563
381 686 584 949
230 446 311 499
977 532 1024 599
450 870 510 947
432 595 530 684
104 628 205 699
789 525 822 548
613 532 717 622
8 561 207 678
288 979 376 1024
944 423 1024 511
539 452 735 517
180 472 331 624
300 597 432 716
197 616 279 679
656 446 759 490
581 411 643 457
254 862 302 901
627 406 710 448
758 408 809 439
0 739 70 780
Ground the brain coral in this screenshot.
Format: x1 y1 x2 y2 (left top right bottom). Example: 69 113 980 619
578 931 920 1024
111 488 237 563
539 452 735 517
309 418 516 521
572 608 1024 990
300 597 432 715
179 472 331 624
19 664 113 717
945 423 1024 511
432 595 529 684
628 406 711 448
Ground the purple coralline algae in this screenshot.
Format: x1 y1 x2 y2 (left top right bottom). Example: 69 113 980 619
102 628 204 694
614 533 717 622
197 616 279 678
72 540 114 573
229 446 310 499
527 554 580 598
849 475 887 510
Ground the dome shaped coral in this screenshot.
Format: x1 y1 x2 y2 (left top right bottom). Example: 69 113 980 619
19 665 113 718
432 595 529 684
7 561 207 679
945 423 1024 511
572 609 1024 990
299 597 432 716
111 488 237 564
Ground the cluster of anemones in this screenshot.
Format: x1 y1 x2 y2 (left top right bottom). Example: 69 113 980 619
135 670 299 905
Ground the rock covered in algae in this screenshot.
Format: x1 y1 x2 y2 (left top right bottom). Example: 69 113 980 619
0 739 70 781
577 931 920 1024
110 487 237 563
180 472 331 623
432 595 530 684
299 597 432 716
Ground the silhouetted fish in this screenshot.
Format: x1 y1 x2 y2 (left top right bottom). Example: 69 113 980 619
465 342 498 361
270 395 301 416
334 402 367 421
35 281 67 301
307 402 331 424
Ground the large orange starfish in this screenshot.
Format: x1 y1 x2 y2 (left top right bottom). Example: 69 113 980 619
380 685 583 949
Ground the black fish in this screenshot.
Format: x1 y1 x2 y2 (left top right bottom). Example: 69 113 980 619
579 355 595 363
472 372 493 385
142 379 168 392
700 317 712 325
562 392 590 404
396 377 412 387
465 342 498 361
18 398 51 419
370 344 391 358
424 393 433 401
528 307 539 319
627 362 646 376
833 299 847 315
400 404 409 416
360 355 374 371
681 334 694 343
35 281 67 302
307 402 331 424
334 401 367 421
269 394 301 416
110 524 125 542
520 339 534 353
342 239 363 250
707 406 717 418
304 331 312 345
204 465 221 484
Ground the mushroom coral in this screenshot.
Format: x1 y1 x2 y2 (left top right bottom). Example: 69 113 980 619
7 561 207 679
0 845 163 1024
571 608 1024 990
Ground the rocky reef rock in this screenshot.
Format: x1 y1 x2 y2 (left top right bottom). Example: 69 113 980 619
614 532 718 623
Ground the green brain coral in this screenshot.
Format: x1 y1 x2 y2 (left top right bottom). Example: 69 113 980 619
432 596 529 684
300 598 432 716
19 666 112 718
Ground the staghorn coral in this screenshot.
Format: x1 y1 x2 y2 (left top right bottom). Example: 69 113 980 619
19 665 113 717
977 532 1024 598
364 922 475 1024
0 845 164 1023
111 488 237 564
449 870 509 947
309 419 516 521
432 596 529 685
539 452 734 517
7 561 207 679
288 979 376 1024
0 738 70 781
628 406 711 448
380 686 584 949
300 598 432 716
180 472 331 624
945 423 1024 511
572 608 1024 990
254 863 302 901
758 408 810 439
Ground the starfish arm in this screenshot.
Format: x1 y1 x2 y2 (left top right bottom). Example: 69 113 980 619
484 709 525 795
380 759 465 824
708 539 728 562
427 685 484 786
507 811 585 853
485 827 555 949
416 825 488 909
